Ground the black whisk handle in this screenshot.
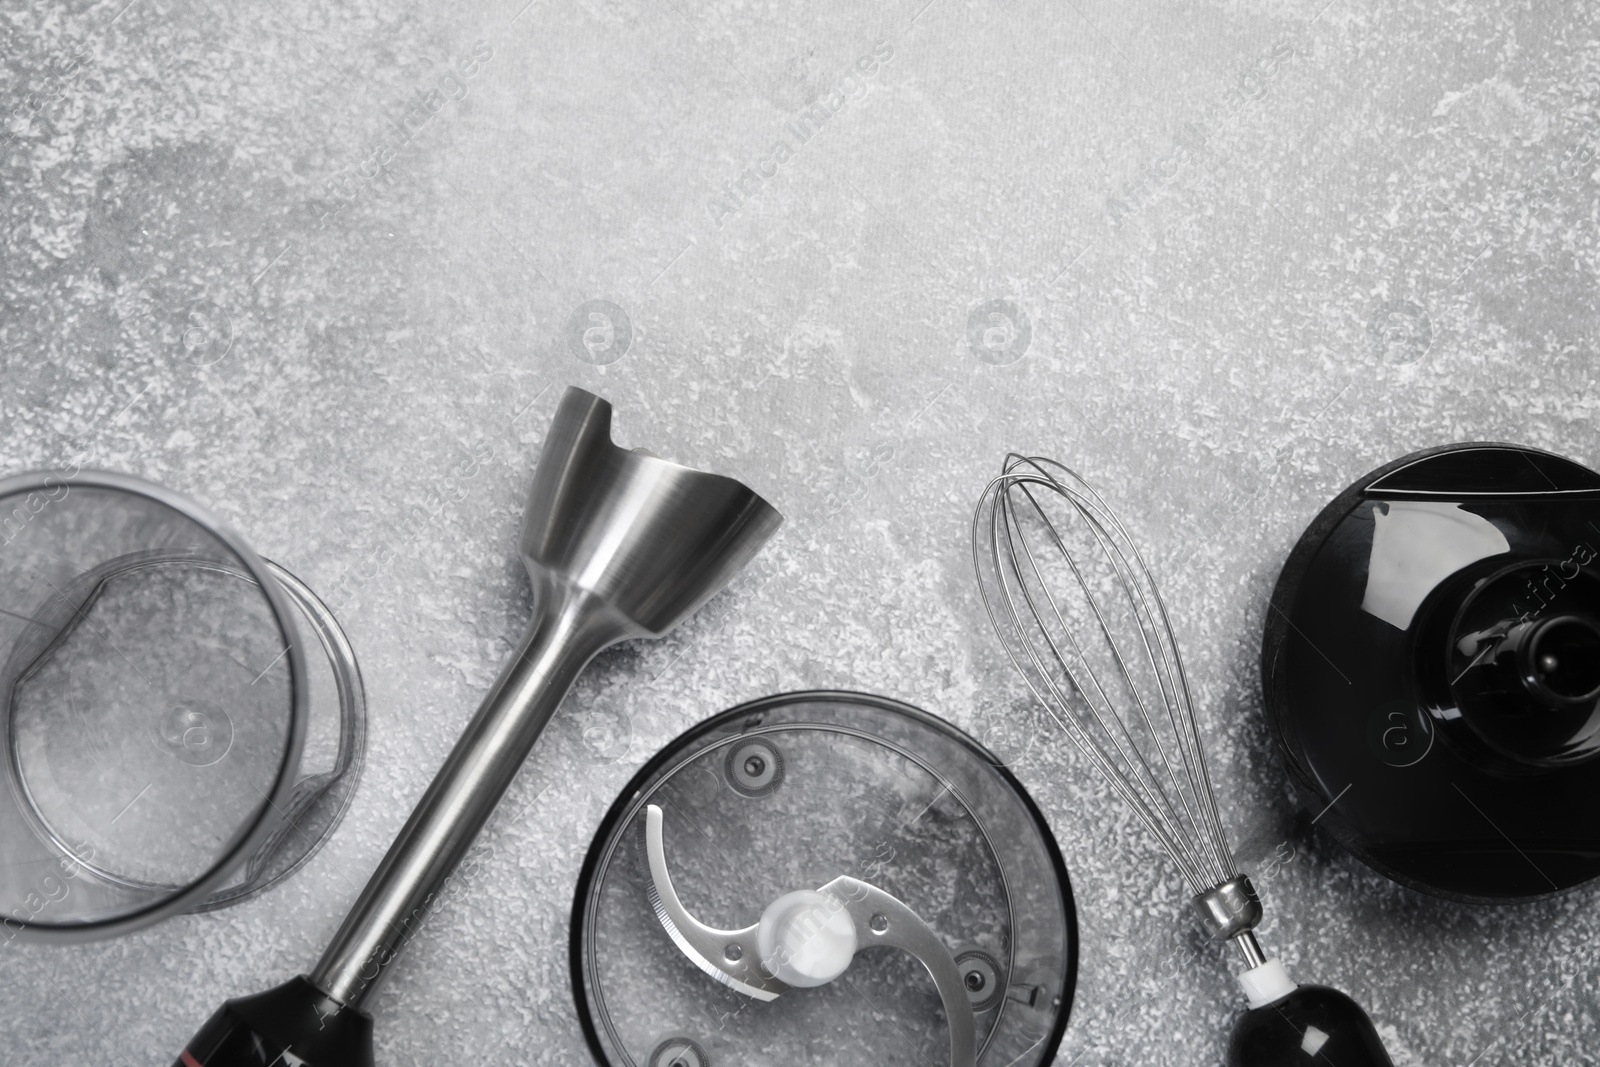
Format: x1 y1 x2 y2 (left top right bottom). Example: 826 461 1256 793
1227 985 1394 1067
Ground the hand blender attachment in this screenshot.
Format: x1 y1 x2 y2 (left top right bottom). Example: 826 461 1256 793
176 387 782 1067
569 691 1078 1067
972 456 1394 1067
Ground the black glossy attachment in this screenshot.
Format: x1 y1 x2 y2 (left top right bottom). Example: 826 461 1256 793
1227 986 1394 1067
175 976 373 1067
1263 441 1600 900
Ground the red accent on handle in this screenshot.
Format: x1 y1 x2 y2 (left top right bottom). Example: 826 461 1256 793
180 1051 203 1067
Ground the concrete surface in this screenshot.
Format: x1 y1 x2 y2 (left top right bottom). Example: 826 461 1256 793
2 0 1599 1063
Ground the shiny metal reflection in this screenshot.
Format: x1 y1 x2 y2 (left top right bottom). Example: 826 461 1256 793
311 387 782 1008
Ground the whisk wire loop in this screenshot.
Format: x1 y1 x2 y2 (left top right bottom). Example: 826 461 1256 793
999 481 1207 883
973 455 1237 895
1013 474 1210 851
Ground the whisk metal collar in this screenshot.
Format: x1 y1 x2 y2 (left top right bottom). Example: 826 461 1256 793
1193 875 1264 942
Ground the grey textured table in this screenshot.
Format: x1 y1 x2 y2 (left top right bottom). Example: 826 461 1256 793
3 0 1598 1063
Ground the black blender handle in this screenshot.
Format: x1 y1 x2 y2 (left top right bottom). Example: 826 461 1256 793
1228 985 1394 1067
175 976 374 1067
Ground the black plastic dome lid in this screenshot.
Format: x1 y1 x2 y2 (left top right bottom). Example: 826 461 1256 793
570 691 1077 1067
1263 443 1600 903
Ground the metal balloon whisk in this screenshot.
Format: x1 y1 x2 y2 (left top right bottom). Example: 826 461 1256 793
971 454 1273 976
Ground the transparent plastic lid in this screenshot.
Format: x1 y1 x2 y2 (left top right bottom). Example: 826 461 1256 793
572 691 1076 1067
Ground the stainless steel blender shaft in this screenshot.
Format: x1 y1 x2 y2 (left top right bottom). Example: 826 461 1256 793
309 594 616 1007
308 387 782 1010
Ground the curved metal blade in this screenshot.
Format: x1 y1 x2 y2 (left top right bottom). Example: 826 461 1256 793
643 804 785 1001
643 804 978 1067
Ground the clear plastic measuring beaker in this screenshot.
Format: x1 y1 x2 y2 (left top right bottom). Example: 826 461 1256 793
0 469 363 940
